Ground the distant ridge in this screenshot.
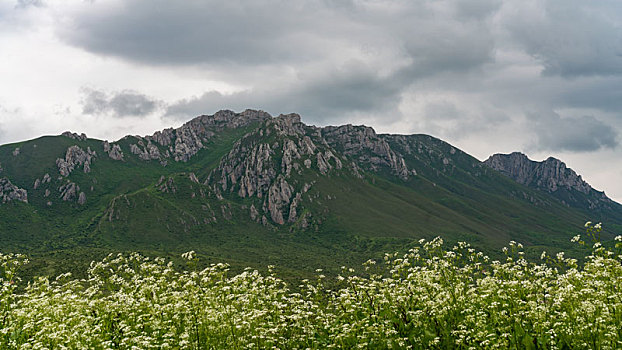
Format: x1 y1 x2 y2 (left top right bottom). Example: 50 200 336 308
484 152 618 210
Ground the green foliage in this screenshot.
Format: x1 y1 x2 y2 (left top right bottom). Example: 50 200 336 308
1 225 621 349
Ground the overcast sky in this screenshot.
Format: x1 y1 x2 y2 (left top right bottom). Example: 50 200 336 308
1 0 621 202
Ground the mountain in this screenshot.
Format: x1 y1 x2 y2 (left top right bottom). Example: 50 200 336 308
1 110 620 278
484 152 622 215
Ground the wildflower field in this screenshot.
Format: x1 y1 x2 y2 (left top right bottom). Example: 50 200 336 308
1 223 621 349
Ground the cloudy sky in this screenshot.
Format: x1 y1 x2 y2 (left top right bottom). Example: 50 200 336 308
1 0 621 202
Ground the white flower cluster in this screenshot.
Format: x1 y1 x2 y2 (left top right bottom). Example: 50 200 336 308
0 235 620 349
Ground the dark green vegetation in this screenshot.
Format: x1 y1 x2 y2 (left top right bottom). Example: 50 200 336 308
0 110 620 279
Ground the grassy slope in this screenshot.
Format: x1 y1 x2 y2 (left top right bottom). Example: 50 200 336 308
0 126 620 280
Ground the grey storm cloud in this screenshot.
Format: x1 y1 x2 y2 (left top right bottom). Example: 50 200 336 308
60 0 344 66
52 0 622 152
528 111 618 152
81 88 161 118
166 60 404 123
59 0 498 72
505 0 622 77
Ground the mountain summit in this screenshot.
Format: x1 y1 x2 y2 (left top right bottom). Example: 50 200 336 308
1 110 620 276
484 152 615 211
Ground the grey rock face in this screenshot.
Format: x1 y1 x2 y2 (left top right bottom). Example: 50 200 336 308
56 146 96 176
205 112 354 225
267 175 293 224
130 140 161 161
484 152 614 209
108 144 124 160
0 177 28 204
59 182 79 201
12 148 20 156
267 113 305 136
189 173 200 184
322 124 410 180
484 152 592 194
78 192 87 205
62 131 87 141
150 128 175 146
149 109 272 163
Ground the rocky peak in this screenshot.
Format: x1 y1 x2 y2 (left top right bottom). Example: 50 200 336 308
61 131 87 141
103 141 124 160
267 113 305 136
132 109 272 163
0 177 28 204
484 152 611 208
322 124 410 180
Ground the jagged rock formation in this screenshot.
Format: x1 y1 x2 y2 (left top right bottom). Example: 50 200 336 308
0 177 27 204
322 125 410 179
4 108 618 231
33 174 50 190
130 109 272 163
56 146 97 176
485 152 613 209
485 153 591 193
205 114 343 225
202 113 425 225
130 141 162 161
103 141 124 160
61 131 87 141
157 176 176 193
59 181 79 202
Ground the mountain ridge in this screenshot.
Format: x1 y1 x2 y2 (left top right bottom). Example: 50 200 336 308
0 109 620 278
484 152 617 211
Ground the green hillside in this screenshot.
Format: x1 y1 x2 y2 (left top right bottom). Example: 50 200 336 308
0 110 619 279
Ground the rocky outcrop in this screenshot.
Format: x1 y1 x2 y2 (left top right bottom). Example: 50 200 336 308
266 175 293 224
130 140 161 161
267 113 306 136
189 173 200 184
157 176 176 193
56 146 96 176
322 124 410 179
0 177 28 204
484 152 614 209
485 153 592 194
78 192 87 205
33 173 51 190
12 148 19 156
61 131 87 141
103 141 124 160
59 182 79 202
139 109 272 163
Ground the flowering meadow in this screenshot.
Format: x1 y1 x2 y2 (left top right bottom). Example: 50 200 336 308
1 223 621 349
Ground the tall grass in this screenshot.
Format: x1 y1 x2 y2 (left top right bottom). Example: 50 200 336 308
1 222 621 349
